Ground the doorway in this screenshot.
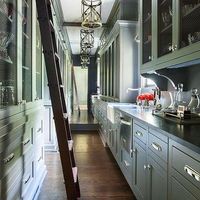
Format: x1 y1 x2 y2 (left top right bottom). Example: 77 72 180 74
73 66 88 111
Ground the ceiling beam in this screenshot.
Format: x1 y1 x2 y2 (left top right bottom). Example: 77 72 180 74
63 22 107 27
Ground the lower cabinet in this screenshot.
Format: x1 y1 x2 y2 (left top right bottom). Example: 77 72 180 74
133 142 147 200
170 174 198 200
120 148 133 186
94 103 200 200
169 140 200 200
0 105 46 200
147 156 167 200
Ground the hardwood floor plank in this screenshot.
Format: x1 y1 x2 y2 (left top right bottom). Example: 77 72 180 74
38 131 136 200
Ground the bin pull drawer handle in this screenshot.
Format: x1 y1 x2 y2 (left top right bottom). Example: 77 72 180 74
122 138 126 144
3 153 15 164
38 156 42 162
37 128 42 133
151 142 162 151
120 119 131 126
184 165 200 182
135 131 143 137
124 160 130 167
23 139 30 146
24 175 31 184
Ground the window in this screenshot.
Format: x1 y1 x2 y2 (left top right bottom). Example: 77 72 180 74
141 76 156 87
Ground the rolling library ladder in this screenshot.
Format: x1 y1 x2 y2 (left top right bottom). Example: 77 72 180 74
35 0 80 199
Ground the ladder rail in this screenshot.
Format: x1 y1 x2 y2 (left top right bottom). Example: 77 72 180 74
36 0 80 199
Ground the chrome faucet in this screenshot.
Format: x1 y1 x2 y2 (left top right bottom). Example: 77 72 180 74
153 72 177 90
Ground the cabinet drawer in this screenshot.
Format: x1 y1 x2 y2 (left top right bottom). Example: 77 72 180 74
171 145 200 189
0 158 23 200
148 133 168 162
0 145 22 179
22 126 34 155
0 125 24 154
22 159 34 197
133 122 148 144
35 144 44 172
121 149 133 184
170 168 200 200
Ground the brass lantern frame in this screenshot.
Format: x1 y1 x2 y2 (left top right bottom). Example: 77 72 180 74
81 0 102 29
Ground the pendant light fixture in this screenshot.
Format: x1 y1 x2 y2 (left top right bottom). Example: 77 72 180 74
80 29 94 49
81 0 102 29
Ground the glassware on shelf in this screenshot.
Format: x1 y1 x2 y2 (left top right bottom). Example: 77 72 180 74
161 10 171 27
188 32 200 44
0 31 14 63
0 0 14 21
188 88 200 113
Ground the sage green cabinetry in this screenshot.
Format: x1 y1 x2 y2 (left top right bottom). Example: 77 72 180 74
99 20 138 102
169 139 200 200
133 121 168 200
140 0 200 73
133 141 147 200
0 0 43 109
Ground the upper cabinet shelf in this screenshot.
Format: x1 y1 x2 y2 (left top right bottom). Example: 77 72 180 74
182 3 200 19
143 13 152 24
0 0 17 108
140 0 200 73
160 0 168 7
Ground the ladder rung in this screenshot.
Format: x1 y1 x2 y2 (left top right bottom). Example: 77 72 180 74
68 140 73 151
72 167 78 183
55 52 60 60
49 20 54 31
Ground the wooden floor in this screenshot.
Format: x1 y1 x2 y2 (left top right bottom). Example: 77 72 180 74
69 110 97 124
38 131 136 200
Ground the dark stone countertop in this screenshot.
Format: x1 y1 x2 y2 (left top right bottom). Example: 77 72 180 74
117 107 200 154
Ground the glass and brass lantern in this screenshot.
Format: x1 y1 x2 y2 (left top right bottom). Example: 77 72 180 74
81 0 102 29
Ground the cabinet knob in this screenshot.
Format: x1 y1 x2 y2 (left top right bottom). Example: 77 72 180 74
147 164 152 170
132 148 136 153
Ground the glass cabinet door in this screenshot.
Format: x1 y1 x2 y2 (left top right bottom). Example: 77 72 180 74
22 0 32 102
142 0 152 64
178 0 200 49
36 20 42 100
158 0 173 57
0 0 17 108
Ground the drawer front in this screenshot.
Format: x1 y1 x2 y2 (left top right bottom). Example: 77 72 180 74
35 144 44 172
22 159 34 197
171 176 198 200
22 126 34 154
171 145 200 189
133 122 148 145
0 125 24 154
0 145 22 179
0 158 23 200
148 133 168 162
121 149 133 184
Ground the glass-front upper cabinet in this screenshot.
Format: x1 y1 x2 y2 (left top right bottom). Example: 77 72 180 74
36 19 42 100
178 0 200 49
0 0 17 108
141 0 152 64
158 0 173 57
22 0 32 102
